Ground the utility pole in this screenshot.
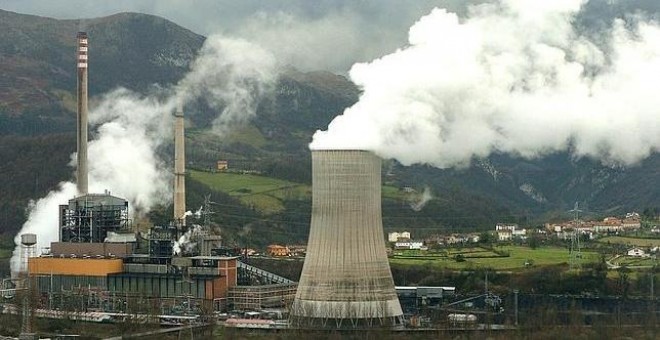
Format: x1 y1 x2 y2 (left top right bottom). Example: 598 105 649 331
514 289 519 326
651 260 656 301
485 270 489 294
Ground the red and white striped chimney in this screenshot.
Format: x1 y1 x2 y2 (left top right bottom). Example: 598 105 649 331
76 32 89 195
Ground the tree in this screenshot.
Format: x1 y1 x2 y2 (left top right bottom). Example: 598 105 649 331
479 231 493 246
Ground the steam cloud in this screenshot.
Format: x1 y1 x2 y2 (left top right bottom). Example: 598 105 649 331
310 0 660 168
11 35 277 274
408 186 433 212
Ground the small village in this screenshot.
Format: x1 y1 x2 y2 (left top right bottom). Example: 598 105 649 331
262 211 659 272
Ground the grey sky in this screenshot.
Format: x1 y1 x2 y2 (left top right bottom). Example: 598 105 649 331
1 1 658 73
0 0 472 72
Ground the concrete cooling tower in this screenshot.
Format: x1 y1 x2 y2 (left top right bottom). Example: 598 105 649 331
290 150 404 329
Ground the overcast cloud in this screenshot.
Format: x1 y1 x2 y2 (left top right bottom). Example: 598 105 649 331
2 1 660 72
0 0 475 73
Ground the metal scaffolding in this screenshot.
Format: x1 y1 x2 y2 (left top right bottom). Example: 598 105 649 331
59 193 130 243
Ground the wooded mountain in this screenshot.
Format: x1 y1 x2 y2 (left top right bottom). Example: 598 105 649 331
0 9 657 243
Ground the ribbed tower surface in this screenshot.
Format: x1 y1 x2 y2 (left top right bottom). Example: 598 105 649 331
290 150 403 329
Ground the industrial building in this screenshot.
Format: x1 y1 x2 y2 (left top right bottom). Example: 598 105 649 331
19 32 295 320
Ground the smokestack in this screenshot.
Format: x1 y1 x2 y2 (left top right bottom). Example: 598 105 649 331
76 32 89 195
173 103 186 226
290 150 403 329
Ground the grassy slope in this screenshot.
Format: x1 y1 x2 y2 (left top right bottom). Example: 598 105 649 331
390 245 600 270
190 170 310 214
188 125 267 149
597 236 660 247
190 169 405 214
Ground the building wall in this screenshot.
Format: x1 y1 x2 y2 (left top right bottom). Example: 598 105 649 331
29 257 124 276
33 275 107 293
108 274 209 299
214 258 237 299
51 242 134 258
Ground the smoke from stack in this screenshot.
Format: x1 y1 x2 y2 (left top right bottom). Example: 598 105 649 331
10 35 277 275
310 0 660 168
76 32 89 195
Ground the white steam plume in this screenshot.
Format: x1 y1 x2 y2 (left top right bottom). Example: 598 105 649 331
310 0 660 168
173 224 204 256
177 36 277 137
11 35 276 275
408 186 433 212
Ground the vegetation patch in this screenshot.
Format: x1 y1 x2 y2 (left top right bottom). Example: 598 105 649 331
597 236 660 247
612 256 656 267
190 170 309 214
390 245 600 271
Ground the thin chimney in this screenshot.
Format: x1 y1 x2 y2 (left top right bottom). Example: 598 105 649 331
76 32 89 195
173 103 186 226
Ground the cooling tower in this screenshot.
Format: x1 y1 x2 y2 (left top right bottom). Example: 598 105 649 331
76 32 89 195
290 150 403 329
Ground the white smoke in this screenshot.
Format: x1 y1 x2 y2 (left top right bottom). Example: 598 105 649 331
172 224 204 256
194 206 203 219
310 0 660 168
177 36 277 137
10 182 77 274
87 88 175 213
183 207 203 219
408 186 433 212
11 35 277 275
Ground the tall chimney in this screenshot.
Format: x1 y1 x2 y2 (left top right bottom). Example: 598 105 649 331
76 32 89 195
290 150 404 329
173 103 186 226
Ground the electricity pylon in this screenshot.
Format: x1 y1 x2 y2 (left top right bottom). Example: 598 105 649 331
568 202 582 270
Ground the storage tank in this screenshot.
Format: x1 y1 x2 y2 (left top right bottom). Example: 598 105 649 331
290 150 403 329
21 233 37 246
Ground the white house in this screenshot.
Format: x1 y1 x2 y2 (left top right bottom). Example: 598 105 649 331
388 231 411 242
512 229 527 238
395 241 424 250
621 219 641 230
496 224 518 232
496 223 526 241
497 230 512 242
627 248 647 257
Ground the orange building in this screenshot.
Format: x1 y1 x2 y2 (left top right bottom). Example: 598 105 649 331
29 257 123 276
267 245 290 257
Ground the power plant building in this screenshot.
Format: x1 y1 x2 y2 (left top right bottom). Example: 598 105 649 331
290 150 404 328
25 32 236 313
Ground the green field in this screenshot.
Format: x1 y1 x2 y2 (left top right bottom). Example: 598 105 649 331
190 170 310 214
191 170 406 213
382 185 406 200
597 236 660 247
611 255 657 267
188 125 266 148
390 245 600 270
